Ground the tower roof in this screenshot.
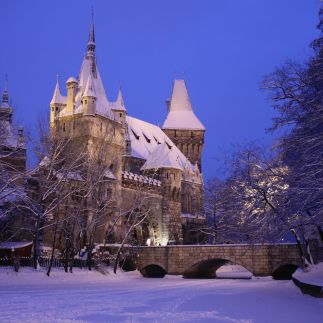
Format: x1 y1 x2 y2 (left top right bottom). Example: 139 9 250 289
50 78 67 105
112 87 126 111
87 8 96 55
83 73 96 98
0 75 10 109
162 79 205 130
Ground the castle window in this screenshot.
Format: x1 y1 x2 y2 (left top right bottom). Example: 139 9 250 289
191 131 193 138
100 123 102 132
119 113 122 118
63 123 66 132
85 100 87 104
73 121 75 130
175 130 177 137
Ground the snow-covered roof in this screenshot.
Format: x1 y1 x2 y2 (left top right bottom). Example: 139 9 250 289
66 76 77 84
162 79 205 131
125 116 203 179
83 73 96 98
76 57 112 117
126 116 192 171
111 88 126 111
57 18 114 119
141 142 183 170
104 168 116 180
50 80 67 105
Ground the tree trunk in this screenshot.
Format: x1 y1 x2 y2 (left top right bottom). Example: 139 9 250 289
46 215 59 277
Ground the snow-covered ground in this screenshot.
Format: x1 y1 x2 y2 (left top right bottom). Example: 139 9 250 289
0 267 322 323
293 262 323 287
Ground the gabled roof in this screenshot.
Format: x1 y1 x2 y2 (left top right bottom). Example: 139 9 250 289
162 79 205 131
141 142 182 170
126 115 193 171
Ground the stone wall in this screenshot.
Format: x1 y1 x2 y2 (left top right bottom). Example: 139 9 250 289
134 244 303 276
163 129 204 171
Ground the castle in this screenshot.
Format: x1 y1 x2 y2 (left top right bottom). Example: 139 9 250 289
0 16 206 247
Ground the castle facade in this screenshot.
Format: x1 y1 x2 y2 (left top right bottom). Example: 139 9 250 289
47 17 206 246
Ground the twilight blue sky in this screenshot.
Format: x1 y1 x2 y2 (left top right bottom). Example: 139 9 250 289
0 0 320 179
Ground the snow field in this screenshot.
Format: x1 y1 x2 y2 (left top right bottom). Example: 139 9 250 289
0 267 322 323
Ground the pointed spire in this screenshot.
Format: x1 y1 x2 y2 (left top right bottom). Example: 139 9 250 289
114 87 126 111
50 75 66 105
162 79 205 130
1 74 10 108
169 79 193 112
87 8 96 55
83 73 96 98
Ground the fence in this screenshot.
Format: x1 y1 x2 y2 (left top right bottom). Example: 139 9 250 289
0 257 94 269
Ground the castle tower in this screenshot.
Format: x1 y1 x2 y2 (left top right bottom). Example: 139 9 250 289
0 77 26 172
141 142 183 245
50 77 66 125
111 87 126 123
82 73 96 116
162 79 205 172
0 75 13 122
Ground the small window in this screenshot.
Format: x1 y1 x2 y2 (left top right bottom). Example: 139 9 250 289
63 123 66 132
119 113 122 117
73 121 75 130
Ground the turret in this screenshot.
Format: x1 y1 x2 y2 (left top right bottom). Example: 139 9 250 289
112 87 126 123
82 74 96 116
162 79 205 172
0 75 13 122
50 77 66 124
66 77 78 114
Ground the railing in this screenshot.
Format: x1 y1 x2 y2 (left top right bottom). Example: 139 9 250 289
0 257 94 269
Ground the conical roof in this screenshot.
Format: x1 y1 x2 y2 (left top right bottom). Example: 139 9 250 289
83 73 96 97
112 87 126 111
162 79 205 130
50 79 67 105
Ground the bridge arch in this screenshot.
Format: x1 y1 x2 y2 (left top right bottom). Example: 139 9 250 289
183 257 253 279
272 263 299 280
140 263 167 278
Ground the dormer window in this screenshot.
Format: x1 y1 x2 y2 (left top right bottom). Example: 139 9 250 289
131 129 140 140
143 133 151 143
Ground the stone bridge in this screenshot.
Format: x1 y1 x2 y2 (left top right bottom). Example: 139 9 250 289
130 244 303 278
